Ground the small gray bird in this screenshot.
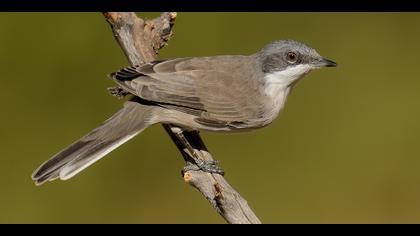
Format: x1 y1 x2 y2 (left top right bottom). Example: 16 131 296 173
32 39 337 185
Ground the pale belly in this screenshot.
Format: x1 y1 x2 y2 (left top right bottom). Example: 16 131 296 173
157 79 292 133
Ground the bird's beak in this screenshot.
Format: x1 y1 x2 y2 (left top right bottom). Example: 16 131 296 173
315 57 337 68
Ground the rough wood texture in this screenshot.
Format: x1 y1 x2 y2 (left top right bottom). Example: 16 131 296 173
103 12 261 224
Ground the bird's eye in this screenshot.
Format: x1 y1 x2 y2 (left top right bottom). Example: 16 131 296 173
286 52 298 64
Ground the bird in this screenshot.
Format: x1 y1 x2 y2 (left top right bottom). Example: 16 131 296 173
32 39 337 185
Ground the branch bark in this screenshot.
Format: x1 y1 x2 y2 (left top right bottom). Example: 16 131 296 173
103 12 261 224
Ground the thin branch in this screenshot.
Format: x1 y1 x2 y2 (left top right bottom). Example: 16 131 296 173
103 12 261 224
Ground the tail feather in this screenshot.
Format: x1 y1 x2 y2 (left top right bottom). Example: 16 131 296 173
32 100 155 185
59 132 139 180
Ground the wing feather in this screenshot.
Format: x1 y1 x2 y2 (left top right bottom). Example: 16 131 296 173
110 56 263 124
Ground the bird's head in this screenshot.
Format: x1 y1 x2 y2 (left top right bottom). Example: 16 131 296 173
258 40 337 86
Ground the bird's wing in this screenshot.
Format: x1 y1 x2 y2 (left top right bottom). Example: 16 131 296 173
110 56 263 128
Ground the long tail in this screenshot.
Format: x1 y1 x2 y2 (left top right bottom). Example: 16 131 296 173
32 100 156 186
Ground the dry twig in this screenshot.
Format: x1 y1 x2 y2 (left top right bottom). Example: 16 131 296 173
103 12 261 224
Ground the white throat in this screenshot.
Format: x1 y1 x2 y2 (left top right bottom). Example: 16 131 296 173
264 64 312 90
263 64 313 114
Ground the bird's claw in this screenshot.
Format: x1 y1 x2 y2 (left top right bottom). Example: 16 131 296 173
182 159 225 176
108 86 130 99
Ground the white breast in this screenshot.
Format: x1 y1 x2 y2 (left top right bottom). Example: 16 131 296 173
263 64 312 119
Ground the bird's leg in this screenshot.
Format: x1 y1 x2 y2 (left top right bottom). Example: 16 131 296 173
107 86 130 99
170 126 224 175
182 158 224 176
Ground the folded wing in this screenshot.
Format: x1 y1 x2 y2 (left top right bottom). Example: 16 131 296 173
110 56 263 128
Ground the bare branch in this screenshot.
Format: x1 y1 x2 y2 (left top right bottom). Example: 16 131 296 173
103 12 261 224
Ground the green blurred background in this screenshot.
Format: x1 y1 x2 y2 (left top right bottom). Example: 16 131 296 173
0 12 420 223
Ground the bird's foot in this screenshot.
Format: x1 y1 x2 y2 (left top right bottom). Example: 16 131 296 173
108 86 130 99
182 159 225 176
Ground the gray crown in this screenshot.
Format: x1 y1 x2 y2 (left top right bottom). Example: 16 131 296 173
258 40 335 73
